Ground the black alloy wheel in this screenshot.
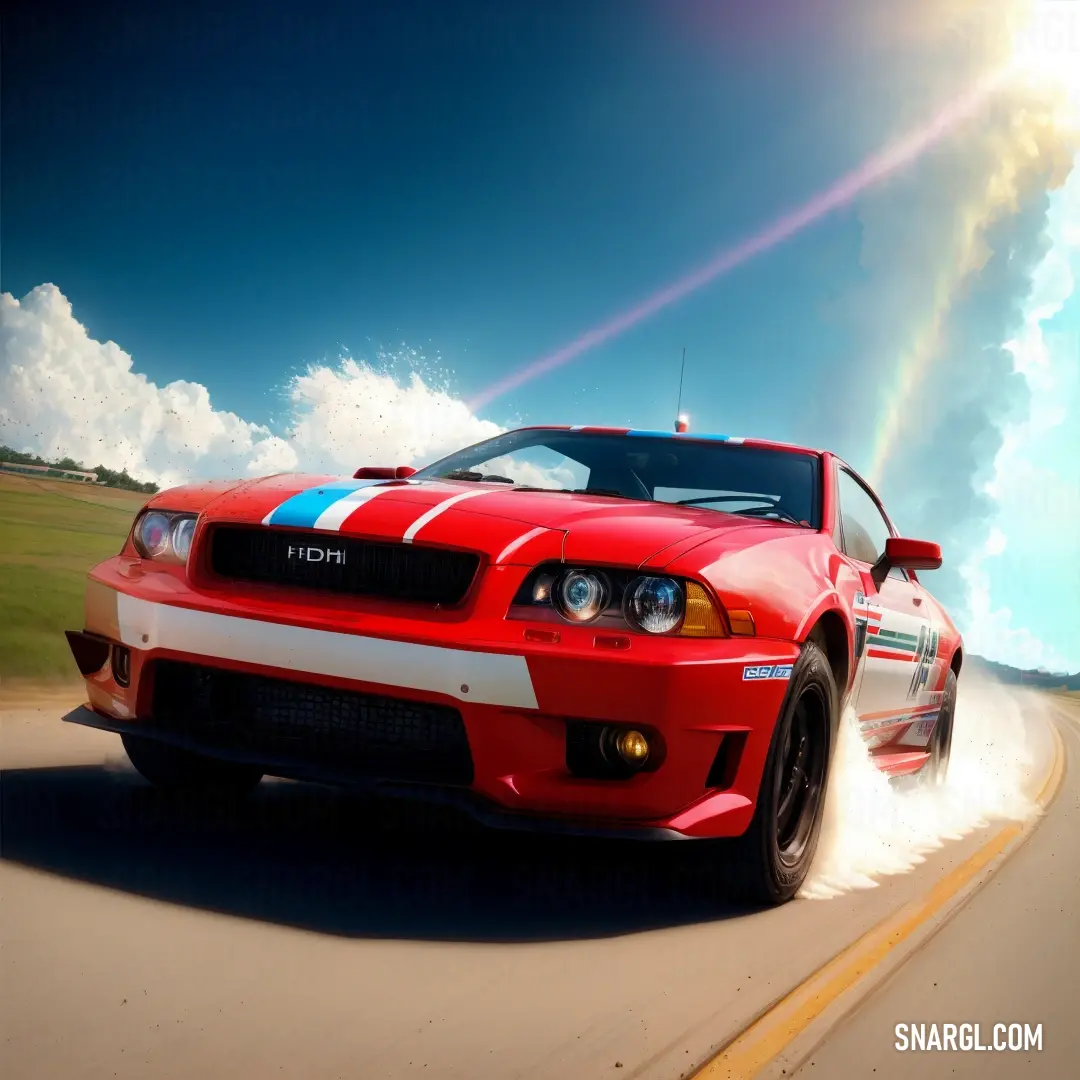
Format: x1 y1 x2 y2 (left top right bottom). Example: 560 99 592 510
774 687 829 869
726 639 838 904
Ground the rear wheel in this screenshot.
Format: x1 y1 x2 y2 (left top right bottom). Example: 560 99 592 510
727 640 837 904
121 734 264 792
918 669 957 787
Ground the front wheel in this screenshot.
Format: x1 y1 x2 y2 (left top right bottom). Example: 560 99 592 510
121 734 264 792
727 641 837 904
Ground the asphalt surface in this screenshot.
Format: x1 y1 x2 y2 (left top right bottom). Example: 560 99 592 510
785 692 1080 1079
0 684 1067 1080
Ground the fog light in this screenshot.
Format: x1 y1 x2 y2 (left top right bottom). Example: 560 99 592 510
613 729 650 766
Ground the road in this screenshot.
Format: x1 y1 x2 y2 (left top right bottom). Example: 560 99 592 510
780 692 1080 1079
0 683 1069 1080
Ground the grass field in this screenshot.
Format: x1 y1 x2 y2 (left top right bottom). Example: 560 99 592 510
0 474 147 681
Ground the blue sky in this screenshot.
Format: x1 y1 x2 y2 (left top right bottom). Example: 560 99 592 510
3 1 943 431
2 0 1078 670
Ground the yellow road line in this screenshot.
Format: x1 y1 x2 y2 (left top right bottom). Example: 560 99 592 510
691 717 1067 1080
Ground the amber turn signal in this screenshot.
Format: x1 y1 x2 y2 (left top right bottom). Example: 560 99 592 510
727 608 756 636
679 581 728 637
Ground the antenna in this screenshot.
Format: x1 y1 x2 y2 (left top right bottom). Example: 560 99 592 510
674 346 688 432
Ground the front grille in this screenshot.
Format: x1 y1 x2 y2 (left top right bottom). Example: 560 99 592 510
152 661 474 785
210 526 480 605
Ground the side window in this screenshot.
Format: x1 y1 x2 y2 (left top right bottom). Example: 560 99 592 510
836 469 893 565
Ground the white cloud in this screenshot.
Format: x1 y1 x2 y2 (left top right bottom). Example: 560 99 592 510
958 156 1080 673
284 358 505 476
960 530 1076 673
0 284 505 489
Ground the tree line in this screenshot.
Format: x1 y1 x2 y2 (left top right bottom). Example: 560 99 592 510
0 445 160 494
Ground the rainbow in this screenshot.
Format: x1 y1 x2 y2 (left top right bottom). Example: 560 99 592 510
867 95 1074 489
468 70 1006 412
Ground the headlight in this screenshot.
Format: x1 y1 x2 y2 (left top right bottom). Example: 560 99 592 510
510 562 729 637
132 511 198 562
171 516 197 561
623 576 685 634
531 572 555 603
134 512 172 558
553 570 608 623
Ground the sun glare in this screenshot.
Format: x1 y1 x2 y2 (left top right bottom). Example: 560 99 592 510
1009 1 1080 119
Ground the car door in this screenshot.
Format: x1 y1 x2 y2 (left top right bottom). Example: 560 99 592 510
834 467 935 745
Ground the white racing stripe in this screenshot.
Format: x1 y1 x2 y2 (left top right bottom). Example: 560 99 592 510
495 526 550 564
313 484 399 531
402 487 500 543
115 593 539 709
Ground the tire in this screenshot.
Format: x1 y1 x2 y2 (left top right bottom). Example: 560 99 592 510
917 668 956 787
121 733 264 792
727 640 838 904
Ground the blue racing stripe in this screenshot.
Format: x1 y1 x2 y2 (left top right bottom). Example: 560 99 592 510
265 479 386 528
626 429 732 441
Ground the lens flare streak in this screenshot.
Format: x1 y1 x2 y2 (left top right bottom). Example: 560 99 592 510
469 72 1005 410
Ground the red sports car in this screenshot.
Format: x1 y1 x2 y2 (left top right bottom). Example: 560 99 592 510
63 425 962 903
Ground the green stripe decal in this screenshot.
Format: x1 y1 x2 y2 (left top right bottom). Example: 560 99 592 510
871 640 917 653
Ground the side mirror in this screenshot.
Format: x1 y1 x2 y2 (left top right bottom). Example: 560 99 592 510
871 537 942 586
352 466 417 480
886 537 942 569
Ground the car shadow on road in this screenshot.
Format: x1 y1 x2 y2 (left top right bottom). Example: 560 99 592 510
1 764 760 942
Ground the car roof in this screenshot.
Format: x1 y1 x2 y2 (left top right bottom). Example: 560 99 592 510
508 425 825 456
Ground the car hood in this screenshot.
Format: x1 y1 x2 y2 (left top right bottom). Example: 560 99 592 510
177 474 764 568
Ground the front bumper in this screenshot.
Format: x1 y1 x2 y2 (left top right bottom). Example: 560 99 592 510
69 563 801 839
62 704 687 841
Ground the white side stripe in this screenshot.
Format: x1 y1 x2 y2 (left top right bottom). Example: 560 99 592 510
115 593 539 709
402 487 499 543
313 484 398 531
495 526 549 564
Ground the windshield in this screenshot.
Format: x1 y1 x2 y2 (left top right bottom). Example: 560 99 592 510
411 429 821 527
